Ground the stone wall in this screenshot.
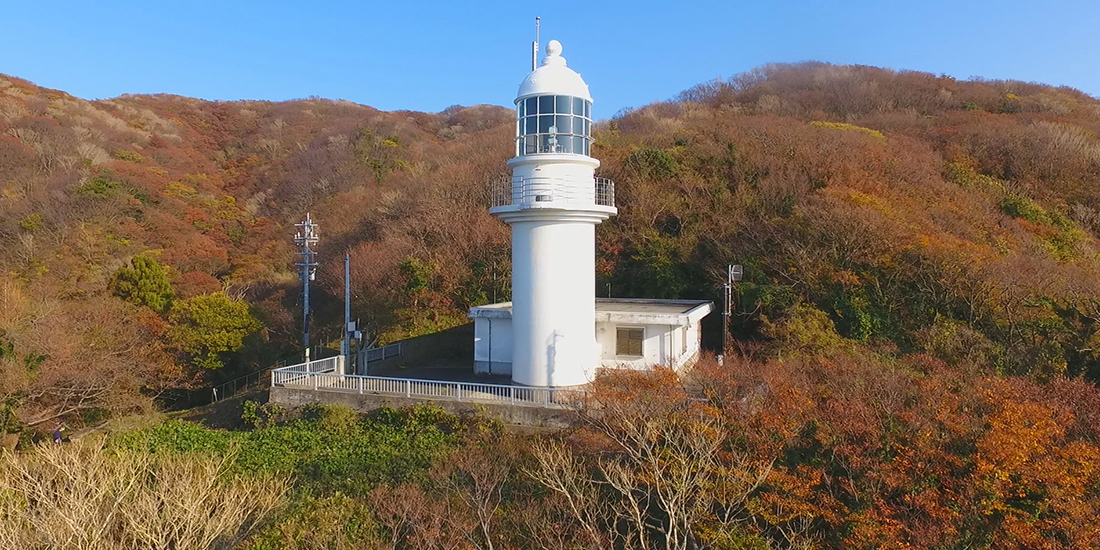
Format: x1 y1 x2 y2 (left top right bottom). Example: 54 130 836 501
269 386 578 428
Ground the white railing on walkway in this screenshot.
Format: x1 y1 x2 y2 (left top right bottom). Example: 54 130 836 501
271 361 585 409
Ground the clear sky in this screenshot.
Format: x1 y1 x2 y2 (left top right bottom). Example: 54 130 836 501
2 0 1097 118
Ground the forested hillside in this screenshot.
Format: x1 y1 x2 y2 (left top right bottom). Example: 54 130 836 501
3 62 1100 548
6 62 1100 422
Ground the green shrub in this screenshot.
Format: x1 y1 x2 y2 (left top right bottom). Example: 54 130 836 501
1000 194 1050 224
399 257 432 293
112 404 464 494
110 255 175 313
809 120 885 139
111 419 232 455
17 213 43 233
944 162 1005 194
762 303 850 355
625 147 679 178
243 401 285 429
111 149 145 163
74 175 121 198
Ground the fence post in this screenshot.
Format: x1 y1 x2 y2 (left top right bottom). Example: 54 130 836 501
510 386 515 405
405 379 411 398
358 377 363 394
313 373 318 391
456 384 462 401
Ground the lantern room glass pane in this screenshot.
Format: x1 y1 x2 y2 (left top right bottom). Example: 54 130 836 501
573 97 584 116
538 96 554 115
559 136 573 153
525 97 538 116
556 95 571 114
573 116 585 136
525 136 538 155
556 115 572 134
573 136 585 155
584 101 591 118
525 116 537 134
538 115 553 133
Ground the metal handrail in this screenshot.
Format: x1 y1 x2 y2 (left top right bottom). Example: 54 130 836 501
363 342 402 363
270 369 586 409
490 175 615 208
211 366 276 403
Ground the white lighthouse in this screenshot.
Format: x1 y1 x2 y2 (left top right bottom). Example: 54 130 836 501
469 38 713 388
492 39 614 387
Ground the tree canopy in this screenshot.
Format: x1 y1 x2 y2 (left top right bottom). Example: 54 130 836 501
167 294 262 370
109 255 175 313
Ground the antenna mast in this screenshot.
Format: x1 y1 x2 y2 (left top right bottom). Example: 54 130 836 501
531 17 540 71
294 213 319 362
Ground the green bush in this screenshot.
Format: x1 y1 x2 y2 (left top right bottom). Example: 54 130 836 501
17 213 43 233
112 404 463 494
1000 194 1050 224
74 175 122 198
167 293 262 370
111 419 232 455
809 120 885 139
111 149 145 163
625 147 679 178
110 255 175 313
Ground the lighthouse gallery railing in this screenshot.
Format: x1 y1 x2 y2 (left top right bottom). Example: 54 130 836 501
491 175 614 209
271 358 585 409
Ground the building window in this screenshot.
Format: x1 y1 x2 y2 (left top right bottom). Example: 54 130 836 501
616 327 644 357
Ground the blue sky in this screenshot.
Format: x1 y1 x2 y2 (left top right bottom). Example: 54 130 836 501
2 0 1097 118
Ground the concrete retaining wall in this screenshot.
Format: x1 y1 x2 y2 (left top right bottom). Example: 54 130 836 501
270 386 579 428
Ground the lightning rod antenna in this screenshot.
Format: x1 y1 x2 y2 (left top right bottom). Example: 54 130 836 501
532 17 540 71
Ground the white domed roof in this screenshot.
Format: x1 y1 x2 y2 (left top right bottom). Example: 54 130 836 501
516 40 592 102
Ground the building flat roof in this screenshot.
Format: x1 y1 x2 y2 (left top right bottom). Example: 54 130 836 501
469 298 714 325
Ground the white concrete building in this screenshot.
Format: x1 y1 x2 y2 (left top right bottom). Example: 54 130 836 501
469 39 713 387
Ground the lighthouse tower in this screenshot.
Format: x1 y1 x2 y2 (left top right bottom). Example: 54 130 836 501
489 39 616 387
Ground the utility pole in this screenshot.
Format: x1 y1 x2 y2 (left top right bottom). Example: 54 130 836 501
343 251 353 375
295 213 319 362
719 264 742 366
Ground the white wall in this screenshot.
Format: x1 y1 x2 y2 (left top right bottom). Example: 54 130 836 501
595 320 703 371
510 219 598 386
473 317 512 375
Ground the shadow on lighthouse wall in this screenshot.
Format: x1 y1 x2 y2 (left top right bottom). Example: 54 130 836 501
546 330 564 381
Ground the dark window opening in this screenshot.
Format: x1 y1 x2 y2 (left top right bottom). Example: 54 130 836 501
616 328 644 356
